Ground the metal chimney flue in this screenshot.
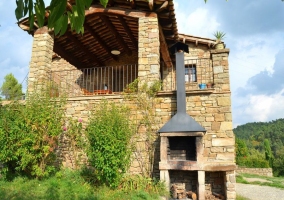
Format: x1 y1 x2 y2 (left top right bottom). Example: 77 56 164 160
158 42 206 133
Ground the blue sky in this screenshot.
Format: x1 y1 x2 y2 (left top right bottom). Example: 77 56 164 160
1 0 284 127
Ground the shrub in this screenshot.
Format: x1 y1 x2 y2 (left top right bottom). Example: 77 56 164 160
0 92 65 179
86 101 134 188
237 157 269 168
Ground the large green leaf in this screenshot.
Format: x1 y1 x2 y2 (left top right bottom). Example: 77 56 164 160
100 0 108 8
15 0 24 20
28 0 34 31
34 0 45 27
59 14 68 36
84 0 93 8
48 0 67 29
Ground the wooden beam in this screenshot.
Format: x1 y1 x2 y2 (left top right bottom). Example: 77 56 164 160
53 43 83 68
100 16 132 55
148 0 154 10
130 0 136 9
118 16 138 49
156 1 168 13
86 5 157 18
159 25 173 68
65 32 104 66
84 23 118 61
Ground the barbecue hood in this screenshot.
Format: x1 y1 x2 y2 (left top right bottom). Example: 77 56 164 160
158 42 206 133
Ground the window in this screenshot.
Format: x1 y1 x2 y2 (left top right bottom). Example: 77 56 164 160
185 65 196 82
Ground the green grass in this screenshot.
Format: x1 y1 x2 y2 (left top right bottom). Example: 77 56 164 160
0 170 167 200
236 194 250 200
236 173 284 189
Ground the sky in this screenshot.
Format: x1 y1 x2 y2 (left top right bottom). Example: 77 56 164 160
1 0 284 127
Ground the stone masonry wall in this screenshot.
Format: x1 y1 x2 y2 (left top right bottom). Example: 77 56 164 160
236 167 273 177
28 27 54 93
138 17 160 85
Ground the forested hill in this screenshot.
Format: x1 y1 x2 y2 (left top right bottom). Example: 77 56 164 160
233 118 284 153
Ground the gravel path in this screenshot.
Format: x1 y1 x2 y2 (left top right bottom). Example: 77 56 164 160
236 183 284 200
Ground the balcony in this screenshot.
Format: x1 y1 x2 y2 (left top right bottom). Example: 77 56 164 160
161 58 213 92
47 59 213 98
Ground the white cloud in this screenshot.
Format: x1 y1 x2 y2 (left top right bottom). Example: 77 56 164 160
176 8 220 38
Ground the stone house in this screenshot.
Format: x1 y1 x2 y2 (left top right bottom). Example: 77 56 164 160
18 0 236 199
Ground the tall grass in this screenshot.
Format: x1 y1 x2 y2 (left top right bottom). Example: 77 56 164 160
0 169 168 200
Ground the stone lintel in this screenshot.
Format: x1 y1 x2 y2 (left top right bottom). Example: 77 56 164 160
159 161 199 170
160 132 204 137
159 161 236 171
203 164 236 171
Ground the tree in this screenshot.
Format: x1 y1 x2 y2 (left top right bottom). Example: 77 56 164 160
14 0 283 35
0 73 23 100
264 139 273 167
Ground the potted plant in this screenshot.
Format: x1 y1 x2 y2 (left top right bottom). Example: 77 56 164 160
213 31 226 49
206 82 214 89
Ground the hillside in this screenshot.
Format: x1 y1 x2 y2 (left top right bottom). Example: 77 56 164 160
233 118 284 176
234 118 284 152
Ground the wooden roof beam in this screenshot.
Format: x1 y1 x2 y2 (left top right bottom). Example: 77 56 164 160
84 23 118 61
66 32 104 66
100 16 132 55
130 0 136 9
86 5 157 18
149 0 154 10
53 43 84 68
159 25 173 68
118 16 138 49
156 1 168 13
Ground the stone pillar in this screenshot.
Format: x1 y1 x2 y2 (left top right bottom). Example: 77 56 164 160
225 170 236 200
28 26 54 94
198 170 205 200
138 16 160 86
159 136 170 189
211 49 230 92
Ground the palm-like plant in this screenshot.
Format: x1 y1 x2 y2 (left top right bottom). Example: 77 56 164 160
213 31 226 42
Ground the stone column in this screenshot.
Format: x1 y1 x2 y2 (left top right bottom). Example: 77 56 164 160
225 170 236 200
159 136 170 189
28 26 54 94
198 170 205 200
211 49 230 92
138 16 160 86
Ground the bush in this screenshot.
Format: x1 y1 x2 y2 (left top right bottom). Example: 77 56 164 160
86 101 134 188
237 157 269 168
0 92 65 179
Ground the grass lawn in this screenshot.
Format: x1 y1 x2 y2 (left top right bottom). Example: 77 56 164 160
236 173 284 189
0 170 167 200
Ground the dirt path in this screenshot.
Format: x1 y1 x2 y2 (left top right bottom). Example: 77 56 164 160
236 183 284 200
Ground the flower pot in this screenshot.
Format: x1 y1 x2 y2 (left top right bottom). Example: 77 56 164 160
199 83 206 89
215 43 224 49
206 83 213 88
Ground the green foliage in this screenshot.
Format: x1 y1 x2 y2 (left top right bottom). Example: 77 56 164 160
213 31 226 41
234 119 284 175
86 101 133 188
237 157 269 168
264 139 273 167
119 174 168 196
15 0 106 35
273 146 284 176
0 73 23 100
63 118 85 169
236 138 249 159
0 169 97 199
124 79 161 177
0 92 66 179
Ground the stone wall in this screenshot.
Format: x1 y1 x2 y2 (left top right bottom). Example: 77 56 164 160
138 16 160 85
236 167 273 177
28 27 54 93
